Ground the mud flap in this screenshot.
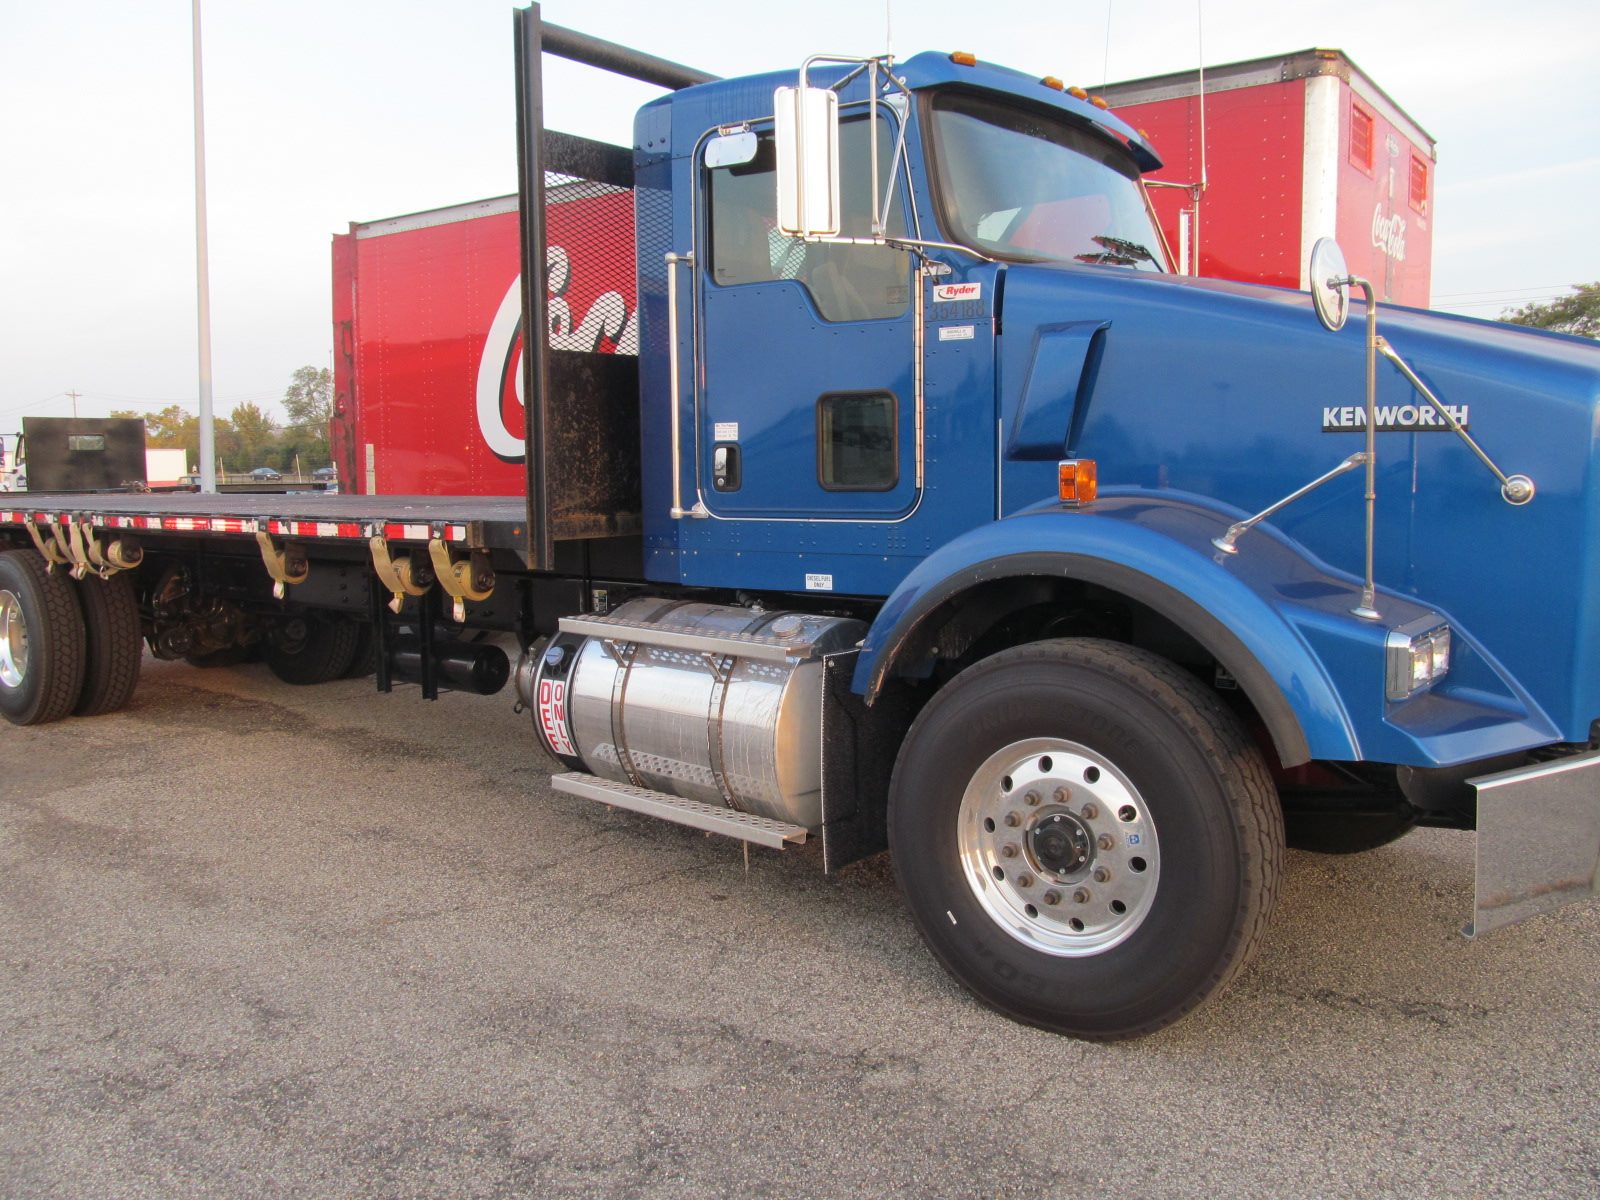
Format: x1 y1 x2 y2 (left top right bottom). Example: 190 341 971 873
819 650 918 873
1469 750 1600 936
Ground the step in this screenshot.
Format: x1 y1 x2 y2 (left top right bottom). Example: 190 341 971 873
550 772 809 849
557 613 819 663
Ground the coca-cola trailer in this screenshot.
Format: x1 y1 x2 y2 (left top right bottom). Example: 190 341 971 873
332 48 1434 496
1100 47 1434 305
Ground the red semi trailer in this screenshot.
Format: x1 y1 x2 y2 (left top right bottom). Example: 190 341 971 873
1099 48 1435 305
331 47 1435 496
330 184 636 496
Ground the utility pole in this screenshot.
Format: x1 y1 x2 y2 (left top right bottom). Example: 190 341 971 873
192 0 217 493
66 389 80 418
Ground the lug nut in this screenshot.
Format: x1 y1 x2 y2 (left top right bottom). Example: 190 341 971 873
1093 866 1111 883
1043 890 1061 906
1016 873 1034 888
1074 888 1091 904
1081 802 1099 820
1098 834 1115 851
1001 844 1019 859
1053 787 1068 803
1025 791 1041 806
1004 812 1021 827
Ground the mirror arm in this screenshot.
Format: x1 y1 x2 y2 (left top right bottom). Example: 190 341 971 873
1375 337 1535 506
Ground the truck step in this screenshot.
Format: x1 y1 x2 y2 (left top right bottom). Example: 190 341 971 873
557 613 821 663
550 772 809 849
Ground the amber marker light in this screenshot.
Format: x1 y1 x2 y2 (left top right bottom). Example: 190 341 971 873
1090 95 1110 109
1041 75 1065 90
950 51 978 66
1067 85 1088 100
1058 459 1098 506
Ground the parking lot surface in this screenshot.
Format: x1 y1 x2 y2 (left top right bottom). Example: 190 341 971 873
3 656 1599 1198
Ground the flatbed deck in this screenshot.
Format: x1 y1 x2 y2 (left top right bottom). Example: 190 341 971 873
0 493 530 557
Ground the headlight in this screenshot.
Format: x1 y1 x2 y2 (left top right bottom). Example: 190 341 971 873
1386 623 1452 701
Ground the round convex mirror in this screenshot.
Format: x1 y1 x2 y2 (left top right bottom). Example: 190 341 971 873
1309 238 1351 332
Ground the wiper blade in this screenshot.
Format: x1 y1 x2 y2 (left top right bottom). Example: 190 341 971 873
1075 234 1158 267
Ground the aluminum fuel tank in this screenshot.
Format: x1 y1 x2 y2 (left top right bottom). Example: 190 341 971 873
532 598 865 828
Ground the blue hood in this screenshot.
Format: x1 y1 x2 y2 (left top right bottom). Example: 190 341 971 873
998 263 1600 744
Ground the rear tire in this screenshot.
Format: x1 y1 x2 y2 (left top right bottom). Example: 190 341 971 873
0 550 87 726
74 572 143 716
263 613 359 685
341 621 377 678
889 638 1283 1040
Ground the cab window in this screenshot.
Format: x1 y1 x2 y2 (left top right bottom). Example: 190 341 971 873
708 115 910 322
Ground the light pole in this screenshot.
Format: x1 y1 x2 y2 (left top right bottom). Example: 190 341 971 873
192 0 217 493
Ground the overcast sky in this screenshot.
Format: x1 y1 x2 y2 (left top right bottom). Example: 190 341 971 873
2 0 1596 429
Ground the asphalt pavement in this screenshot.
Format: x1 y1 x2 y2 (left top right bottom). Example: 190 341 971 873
3 655 1598 1198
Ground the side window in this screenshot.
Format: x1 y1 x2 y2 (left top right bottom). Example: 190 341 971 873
818 391 897 490
708 115 911 322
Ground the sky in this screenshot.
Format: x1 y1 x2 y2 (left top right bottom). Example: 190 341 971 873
2 0 1596 430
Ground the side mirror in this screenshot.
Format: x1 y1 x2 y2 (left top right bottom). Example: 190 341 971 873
774 85 839 237
1308 237 1351 332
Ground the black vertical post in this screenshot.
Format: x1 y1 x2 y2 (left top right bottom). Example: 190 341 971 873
515 5 554 572
418 587 438 701
370 573 392 694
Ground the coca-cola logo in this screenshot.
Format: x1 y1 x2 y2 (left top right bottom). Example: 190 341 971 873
474 245 637 462
1372 205 1406 262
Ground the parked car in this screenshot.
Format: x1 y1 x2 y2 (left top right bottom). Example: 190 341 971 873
312 465 337 480
249 467 282 481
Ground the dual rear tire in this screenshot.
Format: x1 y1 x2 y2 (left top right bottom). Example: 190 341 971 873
0 550 142 725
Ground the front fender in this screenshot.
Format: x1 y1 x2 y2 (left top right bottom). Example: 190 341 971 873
856 492 1555 769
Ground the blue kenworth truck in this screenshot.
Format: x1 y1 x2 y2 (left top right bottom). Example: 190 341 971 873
3 8 1597 1039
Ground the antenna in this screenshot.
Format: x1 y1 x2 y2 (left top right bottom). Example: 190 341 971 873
1102 0 1113 88
885 0 892 56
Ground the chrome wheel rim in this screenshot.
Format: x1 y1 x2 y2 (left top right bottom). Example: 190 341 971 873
957 737 1160 956
0 588 30 689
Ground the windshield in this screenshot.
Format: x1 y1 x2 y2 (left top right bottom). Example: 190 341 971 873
927 91 1167 271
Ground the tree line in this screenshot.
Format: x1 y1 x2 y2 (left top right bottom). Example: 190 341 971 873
112 366 333 475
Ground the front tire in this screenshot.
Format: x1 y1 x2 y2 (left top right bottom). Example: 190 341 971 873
0 550 87 726
889 639 1283 1040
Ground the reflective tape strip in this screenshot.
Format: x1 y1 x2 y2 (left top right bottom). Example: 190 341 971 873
209 518 257 534
383 522 432 541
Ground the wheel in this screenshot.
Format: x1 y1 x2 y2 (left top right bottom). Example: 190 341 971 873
74 572 143 716
1283 808 1417 854
341 621 377 678
0 550 87 726
263 613 360 685
889 639 1284 1040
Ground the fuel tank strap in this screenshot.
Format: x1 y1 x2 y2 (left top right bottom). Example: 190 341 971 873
558 614 822 663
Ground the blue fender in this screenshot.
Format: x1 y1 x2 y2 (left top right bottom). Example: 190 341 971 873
856 493 1395 767
855 491 1560 769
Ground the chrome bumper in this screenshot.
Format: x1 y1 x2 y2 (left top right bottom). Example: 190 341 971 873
1469 750 1600 936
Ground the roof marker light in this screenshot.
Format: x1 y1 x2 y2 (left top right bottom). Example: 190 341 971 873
1041 75 1065 91
1067 85 1088 100
950 51 977 66
1090 95 1110 110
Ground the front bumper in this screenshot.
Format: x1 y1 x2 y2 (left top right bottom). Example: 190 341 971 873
1470 750 1600 936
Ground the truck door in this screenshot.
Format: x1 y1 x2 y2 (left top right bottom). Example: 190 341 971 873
695 111 918 520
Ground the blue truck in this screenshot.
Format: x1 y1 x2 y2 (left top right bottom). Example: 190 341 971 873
2 8 1597 1039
